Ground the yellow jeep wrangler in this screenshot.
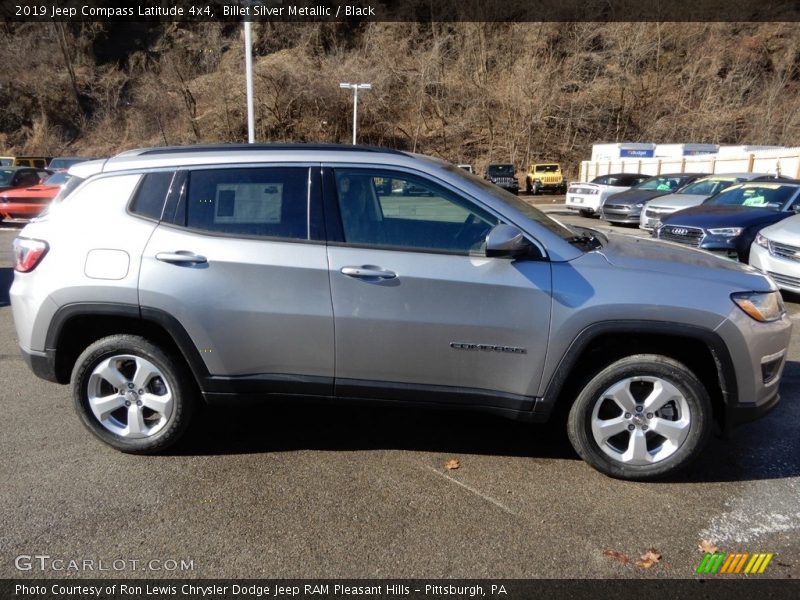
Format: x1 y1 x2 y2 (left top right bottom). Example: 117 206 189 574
525 163 566 195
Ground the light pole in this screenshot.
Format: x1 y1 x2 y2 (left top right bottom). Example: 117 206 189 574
244 20 255 143
339 82 372 145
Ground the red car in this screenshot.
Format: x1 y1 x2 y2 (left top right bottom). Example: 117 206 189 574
0 170 66 222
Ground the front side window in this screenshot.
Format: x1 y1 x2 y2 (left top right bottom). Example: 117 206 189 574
183 167 308 239
334 169 498 254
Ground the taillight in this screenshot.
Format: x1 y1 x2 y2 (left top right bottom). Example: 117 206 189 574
12 237 49 272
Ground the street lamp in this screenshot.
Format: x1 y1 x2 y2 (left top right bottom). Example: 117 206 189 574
244 19 255 143
339 82 372 145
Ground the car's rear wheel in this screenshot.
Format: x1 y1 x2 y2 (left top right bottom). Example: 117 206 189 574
567 354 712 480
72 335 195 453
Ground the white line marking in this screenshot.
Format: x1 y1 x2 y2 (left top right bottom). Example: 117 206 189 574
424 465 517 516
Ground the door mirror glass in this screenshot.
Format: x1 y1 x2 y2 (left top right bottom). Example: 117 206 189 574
485 224 537 258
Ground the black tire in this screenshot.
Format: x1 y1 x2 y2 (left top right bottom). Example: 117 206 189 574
532 183 541 196
71 334 195 454
578 209 594 218
525 179 532 194
567 354 712 480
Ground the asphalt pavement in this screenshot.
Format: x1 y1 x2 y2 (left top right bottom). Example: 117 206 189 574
1 217 798 580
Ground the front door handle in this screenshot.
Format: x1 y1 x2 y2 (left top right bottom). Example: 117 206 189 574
341 266 397 280
156 251 208 265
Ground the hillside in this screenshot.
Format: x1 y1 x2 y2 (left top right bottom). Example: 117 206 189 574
1 21 798 176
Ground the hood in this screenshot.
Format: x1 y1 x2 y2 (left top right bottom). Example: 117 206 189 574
661 205 787 229
758 213 800 246
606 189 668 205
646 193 707 210
596 232 774 291
0 184 59 199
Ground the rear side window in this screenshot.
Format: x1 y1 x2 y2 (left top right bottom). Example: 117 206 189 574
130 171 174 220
183 167 309 240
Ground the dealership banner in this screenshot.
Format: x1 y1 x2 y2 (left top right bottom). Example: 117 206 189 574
2 0 800 22
3 579 800 600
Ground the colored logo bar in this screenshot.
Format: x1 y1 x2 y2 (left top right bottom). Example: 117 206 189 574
696 552 774 574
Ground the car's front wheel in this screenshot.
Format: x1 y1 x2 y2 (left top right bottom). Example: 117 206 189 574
71 335 195 453
567 354 712 480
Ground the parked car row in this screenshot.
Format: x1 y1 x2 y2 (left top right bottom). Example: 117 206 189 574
566 171 800 295
0 156 94 223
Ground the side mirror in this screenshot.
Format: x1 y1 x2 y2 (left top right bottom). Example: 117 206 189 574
485 224 536 258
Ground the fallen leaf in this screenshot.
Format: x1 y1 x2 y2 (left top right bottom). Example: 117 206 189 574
698 540 718 554
445 458 460 470
635 549 662 569
603 549 630 564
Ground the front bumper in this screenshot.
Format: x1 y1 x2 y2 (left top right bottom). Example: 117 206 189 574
0 202 46 221
716 307 792 432
601 204 644 223
493 182 519 193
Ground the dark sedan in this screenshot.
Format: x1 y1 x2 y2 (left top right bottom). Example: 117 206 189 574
656 181 800 262
600 173 705 225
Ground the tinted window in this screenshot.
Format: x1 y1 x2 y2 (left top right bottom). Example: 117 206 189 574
43 172 71 186
185 167 308 239
0 169 14 185
335 169 498 254
678 178 736 197
535 165 559 173
130 171 174 220
15 170 40 186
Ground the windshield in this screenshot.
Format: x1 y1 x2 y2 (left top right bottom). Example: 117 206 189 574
704 183 799 210
678 177 738 196
534 164 559 173
592 174 648 186
0 169 16 186
0 159 12 167
487 164 514 175
44 172 71 186
635 175 691 191
442 163 577 241
50 175 85 206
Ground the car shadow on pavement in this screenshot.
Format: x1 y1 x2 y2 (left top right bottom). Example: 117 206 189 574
179 401 580 462
0 267 13 307
175 362 800 483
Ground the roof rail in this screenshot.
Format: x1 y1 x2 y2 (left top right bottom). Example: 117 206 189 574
116 143 408 158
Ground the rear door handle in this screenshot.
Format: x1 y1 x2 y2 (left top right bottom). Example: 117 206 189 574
341 266 397 280
156 251 208 265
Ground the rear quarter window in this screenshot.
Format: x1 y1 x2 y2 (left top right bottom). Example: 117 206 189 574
129 171 174 220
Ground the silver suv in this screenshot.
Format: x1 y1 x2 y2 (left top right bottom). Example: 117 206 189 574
10 144 792 480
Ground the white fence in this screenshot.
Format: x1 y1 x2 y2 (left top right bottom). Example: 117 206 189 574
579 147 800 182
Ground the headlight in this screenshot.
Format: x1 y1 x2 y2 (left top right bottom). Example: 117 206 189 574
731 291 784 322
708 227 743 236
755 233 770 249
